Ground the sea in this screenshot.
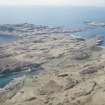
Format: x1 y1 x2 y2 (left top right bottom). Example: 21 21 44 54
0 6 105 38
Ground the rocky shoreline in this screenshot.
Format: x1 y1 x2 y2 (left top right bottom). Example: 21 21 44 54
0 23 105 105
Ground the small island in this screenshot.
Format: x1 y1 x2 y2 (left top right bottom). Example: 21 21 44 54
85 21 105 27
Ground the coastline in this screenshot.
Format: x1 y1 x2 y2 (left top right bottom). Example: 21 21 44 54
0 23 105 105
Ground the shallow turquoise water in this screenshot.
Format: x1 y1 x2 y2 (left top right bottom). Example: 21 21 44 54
0 70 29 88
0 64 42 88
0 74 14 88
0 71 24 88
0 71 26 88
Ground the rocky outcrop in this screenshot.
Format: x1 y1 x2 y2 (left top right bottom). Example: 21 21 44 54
72 50 90 60
39 80 63 95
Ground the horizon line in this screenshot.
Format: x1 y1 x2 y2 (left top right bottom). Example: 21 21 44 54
0 4 105 7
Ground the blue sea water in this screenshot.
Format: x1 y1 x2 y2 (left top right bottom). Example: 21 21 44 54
0 6 105 39
0 6 105 87
0 6 105 26
0 35 16 41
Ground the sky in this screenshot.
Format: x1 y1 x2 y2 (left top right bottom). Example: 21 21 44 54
0 0 105 6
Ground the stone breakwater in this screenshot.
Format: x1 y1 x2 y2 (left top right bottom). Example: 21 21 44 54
0 23 105 105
